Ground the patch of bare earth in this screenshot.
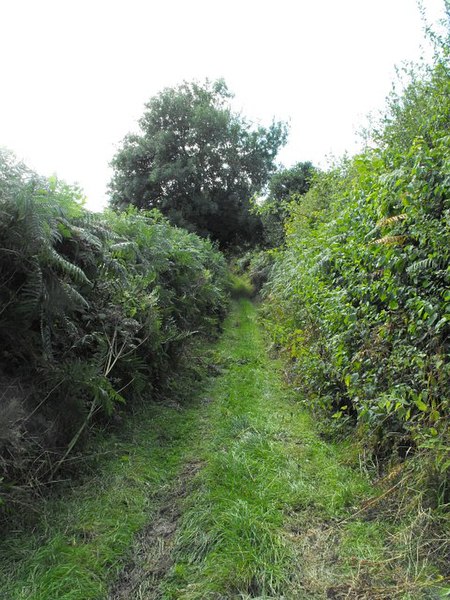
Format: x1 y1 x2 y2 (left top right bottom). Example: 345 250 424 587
108 460 203 600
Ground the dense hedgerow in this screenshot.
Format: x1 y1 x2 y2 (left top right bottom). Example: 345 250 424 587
0 150 229 505
262 44 450 486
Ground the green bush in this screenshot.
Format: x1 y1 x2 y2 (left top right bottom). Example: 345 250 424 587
234 249 276 294
0 152 229 505
262 44 450 488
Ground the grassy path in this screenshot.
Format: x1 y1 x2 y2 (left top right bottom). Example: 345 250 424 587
148 299 382 599
1 300 441 599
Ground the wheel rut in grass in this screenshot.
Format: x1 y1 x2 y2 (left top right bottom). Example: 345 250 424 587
108 460 203 600
108 299 442 600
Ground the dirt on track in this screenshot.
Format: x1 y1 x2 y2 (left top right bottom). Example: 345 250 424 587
108 460 203 600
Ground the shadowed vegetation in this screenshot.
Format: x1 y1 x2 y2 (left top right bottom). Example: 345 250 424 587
0 150 229 511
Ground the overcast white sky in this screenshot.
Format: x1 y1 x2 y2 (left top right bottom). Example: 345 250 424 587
0 0 447 211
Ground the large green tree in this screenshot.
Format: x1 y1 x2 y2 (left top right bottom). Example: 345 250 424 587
109 79 287 246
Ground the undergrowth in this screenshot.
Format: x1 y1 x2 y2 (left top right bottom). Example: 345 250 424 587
260 24 450 561
0 150 229 511
0 335 217 600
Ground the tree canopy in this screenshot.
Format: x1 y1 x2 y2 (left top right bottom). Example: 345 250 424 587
109 79 287 247
258 161 316 247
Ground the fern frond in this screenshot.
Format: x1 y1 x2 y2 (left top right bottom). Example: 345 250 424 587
61 282 90 310
109 241 139 259
70 224 103 251
40 314 53 359
93 378 126 416
45 247 91 286
62 315 79 337
109 240 136 251
406 257 440 274
373 235 408 246
15 264 44 317
376 213 407 228
75 214 114 242
98 256 128 280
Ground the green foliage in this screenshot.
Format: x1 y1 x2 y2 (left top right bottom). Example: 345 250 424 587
109 79 288 247
160 301 441 599
1 301 445 599
268 161 316 202
234 248 276 293
0 152 229 506
0 369 208 600
228 273 254 299
257 161 317 247
262 46 450 485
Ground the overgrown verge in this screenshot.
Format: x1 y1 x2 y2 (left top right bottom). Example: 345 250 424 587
0 150 229 513
0 335 219 600
260 27 450 579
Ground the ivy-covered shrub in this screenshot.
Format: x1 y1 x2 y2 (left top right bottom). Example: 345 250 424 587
0 151 229 502
263 45 449 483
